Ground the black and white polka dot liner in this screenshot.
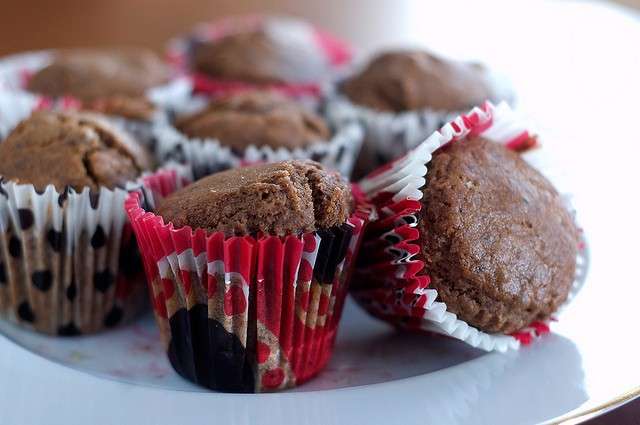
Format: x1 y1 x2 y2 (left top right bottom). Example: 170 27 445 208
0 178 147 335
31 270 53 292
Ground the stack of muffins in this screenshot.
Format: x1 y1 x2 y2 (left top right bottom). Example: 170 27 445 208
0 14 583 392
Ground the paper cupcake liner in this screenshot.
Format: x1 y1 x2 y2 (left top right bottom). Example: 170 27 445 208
152 108 364 179
351 102 586 352
0 177 148 335
324 74 516 177
125 169 370 392
166 15 353 103
0 51 193 148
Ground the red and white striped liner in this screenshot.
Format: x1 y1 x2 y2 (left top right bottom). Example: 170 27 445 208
166 15 353 101
125 169 372 391
352 101 586 352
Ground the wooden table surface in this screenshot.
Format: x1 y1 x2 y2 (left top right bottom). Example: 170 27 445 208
0 1 638 424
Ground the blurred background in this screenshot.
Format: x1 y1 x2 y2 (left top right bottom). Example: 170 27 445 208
0 0 637 56
0 0 638 423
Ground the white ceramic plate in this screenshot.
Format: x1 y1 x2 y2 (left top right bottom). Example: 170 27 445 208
2 1 640 424
0 259 638 425
0 296 603 425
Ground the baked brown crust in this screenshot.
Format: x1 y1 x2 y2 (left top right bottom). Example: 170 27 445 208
419 137 579 333
27 47 169 103
157 160 351 235
342 50 500 113
0 110 152 192
191 29 326 84
175 91 330 150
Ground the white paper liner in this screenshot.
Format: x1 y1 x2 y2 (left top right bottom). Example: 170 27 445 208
354 102 586 352
325 95 459 167
153 98 364 179
0 51 193 147
0 177 148 335
324 68 516 176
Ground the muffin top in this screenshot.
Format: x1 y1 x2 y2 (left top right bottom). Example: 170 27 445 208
26 47 170 103
157 160 352 235
419 137 579 334
191 25 328 85
0 110 152 192
175 91 330 151
342 50 501 113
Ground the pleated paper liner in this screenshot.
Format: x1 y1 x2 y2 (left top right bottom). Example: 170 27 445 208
166 15 353 102
323 71 515 179
125 169 371 392
0 51 192 147
152 114 364 180
0 178 148 335
351 102 586 352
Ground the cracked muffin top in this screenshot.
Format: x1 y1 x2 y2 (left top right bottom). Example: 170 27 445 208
341 50 502 113
26 47 170 103
157 160 352 235
175 91 330 150
419 137 579 334
0 110 152 192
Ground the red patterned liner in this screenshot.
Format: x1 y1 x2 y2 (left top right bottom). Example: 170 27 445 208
351 102 585 352
167 15 353 99
125 169 370 392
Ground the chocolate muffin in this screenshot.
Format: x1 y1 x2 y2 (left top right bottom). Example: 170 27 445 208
157 160 351 235
191 25 328 85
0 110 152 192
419 137 579 334
26 47 169 104
342 50 502 113
175 91 330 151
